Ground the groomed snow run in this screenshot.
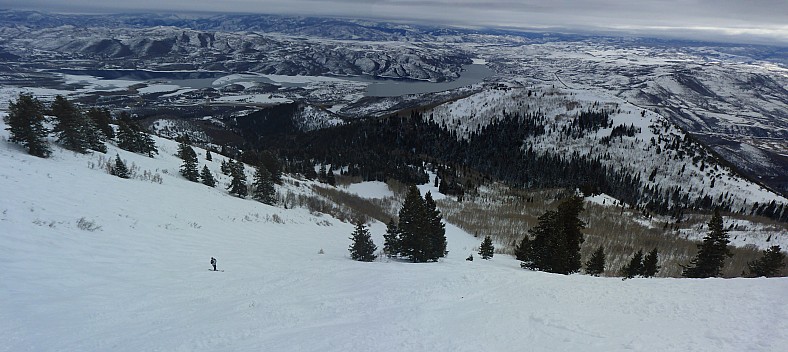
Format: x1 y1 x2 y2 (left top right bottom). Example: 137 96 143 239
0 117 786 352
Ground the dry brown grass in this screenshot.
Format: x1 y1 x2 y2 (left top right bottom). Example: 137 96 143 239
436 183 783 278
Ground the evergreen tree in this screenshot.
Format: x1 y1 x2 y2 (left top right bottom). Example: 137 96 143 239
522 195 585 274
642 247 660 277
325 167 336 186
621 249 644 279
205 150 212 161
4 93 50 157
682 209 733 278
111 154 129 179
555 195 586 274
514 235 531 264
383 218 400 257
220 159 232 175
86 108 114 140
479 235 494 260
748 245 786 277
523 210 558 271
349 222 377 262
424 191 447 261
252 164 276 205
116 118 157 157
259 150 282 184
179 145 200 182
116 120 137 152
227 160 247 198
50 95 88 153
200 165 216 187
397 185 430 262
585 245 605 276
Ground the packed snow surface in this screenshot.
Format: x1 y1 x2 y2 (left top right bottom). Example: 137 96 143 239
0 117 786 351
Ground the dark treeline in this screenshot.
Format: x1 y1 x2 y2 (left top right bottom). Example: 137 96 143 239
236 109 786 222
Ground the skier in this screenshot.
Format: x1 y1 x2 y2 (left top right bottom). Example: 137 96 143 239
210 257 217 271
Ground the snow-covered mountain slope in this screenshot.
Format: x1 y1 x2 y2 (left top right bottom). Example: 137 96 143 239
2 118 788 351
425 85 788 214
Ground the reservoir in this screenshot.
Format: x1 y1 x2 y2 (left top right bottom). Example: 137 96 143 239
55 63 493 97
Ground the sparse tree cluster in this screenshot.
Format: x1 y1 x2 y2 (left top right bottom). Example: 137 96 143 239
748 245 785 277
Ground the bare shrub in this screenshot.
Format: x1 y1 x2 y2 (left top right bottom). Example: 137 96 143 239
76 217 102 232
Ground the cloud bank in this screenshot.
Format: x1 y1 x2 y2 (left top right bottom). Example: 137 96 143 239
3 0 787 44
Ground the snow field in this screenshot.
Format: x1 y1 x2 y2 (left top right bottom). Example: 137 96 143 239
1 117 787 351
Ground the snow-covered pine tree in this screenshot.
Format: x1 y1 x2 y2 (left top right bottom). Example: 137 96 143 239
200 165 216 187
111 154 130 179
642 248 660 277
479 235 494 260
348 222 377 262
179 145 200 182
4 93 50 157
621 249 644 279
252 164 276 205
682 209 733 278
748 245 786 277
227 160 247 198
585 245 605 276
383 218 400 258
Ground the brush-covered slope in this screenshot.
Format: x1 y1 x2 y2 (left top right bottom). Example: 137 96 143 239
1 116 786 352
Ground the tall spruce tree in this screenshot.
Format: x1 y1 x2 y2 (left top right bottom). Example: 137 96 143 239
682 209 733 278
514 235 531 263
227 160 248 198
349 222 377 262
642 247 660 277
479 235 494 260
179 145 200 182
748 245 785 277
116 118 157 157
585 245 605 276
205 150 212 161
424 191 447 261
523 210 558 271
522 195 586 274
50 95 87 153
111 154 129 179
555 195 586 274
259 150 282 184
4 93 50 157
252 164 276 205
86 108 114 140
397 185 430 262
383 218 400 258
621 249 644 279
200 165 216 187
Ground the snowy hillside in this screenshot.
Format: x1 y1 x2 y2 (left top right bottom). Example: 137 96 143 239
1 116 787 351
425 86 788 215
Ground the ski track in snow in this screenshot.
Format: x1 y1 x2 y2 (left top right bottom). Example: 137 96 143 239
0 115 786 352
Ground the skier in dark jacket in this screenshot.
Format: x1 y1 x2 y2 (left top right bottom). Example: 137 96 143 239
210 257 217 271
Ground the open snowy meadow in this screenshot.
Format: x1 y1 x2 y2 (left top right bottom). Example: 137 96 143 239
1 118 786 351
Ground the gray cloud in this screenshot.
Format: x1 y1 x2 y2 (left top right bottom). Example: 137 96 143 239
2 0 786 44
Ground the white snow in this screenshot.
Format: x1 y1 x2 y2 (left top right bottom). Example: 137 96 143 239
0 114 786 352
342 181 394 199
137 84 181 94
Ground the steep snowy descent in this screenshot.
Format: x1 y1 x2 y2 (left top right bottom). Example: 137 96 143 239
0 116 786 351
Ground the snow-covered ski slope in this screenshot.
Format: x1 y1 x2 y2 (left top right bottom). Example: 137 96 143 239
1 117 786 352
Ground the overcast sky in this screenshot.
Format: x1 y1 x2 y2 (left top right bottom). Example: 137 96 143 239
3 0 787 45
